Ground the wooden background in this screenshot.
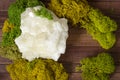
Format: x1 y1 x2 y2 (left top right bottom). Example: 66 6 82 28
0 0 120 80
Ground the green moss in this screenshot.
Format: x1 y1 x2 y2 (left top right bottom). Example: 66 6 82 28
0 43 22 60
8 2 24 26
6 0 43 45
84 22 116 49
2 20 21 46
48 0 117 49
94 32 116 49
34 7 53 20
76 53 115 80
8 0 44 26
48 0 90 25
1 20 21 59
87 8 117 33
7 59 68 80
83 8 117 49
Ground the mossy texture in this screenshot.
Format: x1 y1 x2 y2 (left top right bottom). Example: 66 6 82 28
1 19 21 60
83 8 117 49
48 0 117 49
87 8 117 33
2 19 14 33
2 19 21 46
7 59 68 80
0 43 22 60
76 53 115 80
4 0 53 47
2 0 55 47
49 0 90 25
8 0 42 26
34 7 53 20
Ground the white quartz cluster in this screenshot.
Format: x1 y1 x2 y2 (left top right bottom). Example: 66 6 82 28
15 6 68 61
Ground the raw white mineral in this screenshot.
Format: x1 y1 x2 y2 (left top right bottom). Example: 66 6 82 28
15 6 68 61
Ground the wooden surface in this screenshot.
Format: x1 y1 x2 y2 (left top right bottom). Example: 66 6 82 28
0 0 120 80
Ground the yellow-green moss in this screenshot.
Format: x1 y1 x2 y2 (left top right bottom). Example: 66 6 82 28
2 20 21 46
76 53 115 80
48 0 117 49
84 22 116 49
2 19 14 33
0 43 22 60
6 59 68 80
87 8 117 33
1 21 20 60
49 0 90 25
83 8 117 49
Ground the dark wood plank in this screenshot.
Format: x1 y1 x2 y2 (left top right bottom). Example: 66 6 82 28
0 29 2 37
0 0 120 11
67 28 120 47
63 63 120 73
68 73 120 80
0 65 8 73
0 57 12 65
0 0 14 11
1 72 119 80
0 0 120 80
0 73 11 80
59 46 120 63
0 17 7 24
0 24 3 29
0 27 120 47
89 2 120 16
0 11 7 16
88 0 120 2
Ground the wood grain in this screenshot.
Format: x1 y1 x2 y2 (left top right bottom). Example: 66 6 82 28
0 0 120 80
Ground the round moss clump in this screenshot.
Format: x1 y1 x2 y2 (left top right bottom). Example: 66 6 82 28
76 53 115 80
7 59 68 80
83 8 117 49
